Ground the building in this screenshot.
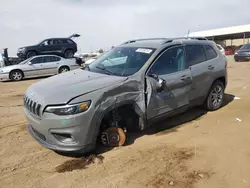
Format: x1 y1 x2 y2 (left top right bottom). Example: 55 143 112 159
187 24 250 47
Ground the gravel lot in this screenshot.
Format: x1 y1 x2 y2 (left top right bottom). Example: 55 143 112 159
1 56 250 188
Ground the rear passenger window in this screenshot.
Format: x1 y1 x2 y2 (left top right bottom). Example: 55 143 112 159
185 45 207 66
204 45 217 60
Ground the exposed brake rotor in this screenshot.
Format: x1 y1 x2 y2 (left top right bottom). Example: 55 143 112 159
101 127 126 147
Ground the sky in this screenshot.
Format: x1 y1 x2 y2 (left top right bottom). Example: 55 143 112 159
0 0 250 56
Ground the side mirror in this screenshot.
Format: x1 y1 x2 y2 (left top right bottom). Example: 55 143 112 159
148 74 166 93
28 62 32 65
156 77 166 92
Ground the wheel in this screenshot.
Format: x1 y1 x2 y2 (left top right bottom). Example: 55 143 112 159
26 51 36 59
10 70 23 81
100 127 126 147
64 50 74 58
58 66 69 74
204 80 225 111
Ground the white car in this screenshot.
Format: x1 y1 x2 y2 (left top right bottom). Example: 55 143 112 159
0 55 80 81
216 44 225 55
0 53 4 68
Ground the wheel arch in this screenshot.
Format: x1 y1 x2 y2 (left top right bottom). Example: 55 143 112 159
95 100 146 135
58 65 70 73
9 69 24 79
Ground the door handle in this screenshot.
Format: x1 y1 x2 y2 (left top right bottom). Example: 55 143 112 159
208 65 214 70
181 75 190 81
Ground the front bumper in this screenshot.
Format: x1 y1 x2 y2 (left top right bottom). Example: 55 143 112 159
0 73 9 81
24 107 96 153
234 55 250 61
28 125 94 153
17 52 26 58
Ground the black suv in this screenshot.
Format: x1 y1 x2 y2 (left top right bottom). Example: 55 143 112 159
234 43 250 62
17 38 78 59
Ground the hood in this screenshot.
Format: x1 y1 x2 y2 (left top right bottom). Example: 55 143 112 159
0 64 21 72
19 45 37 50
26 69 127 105
237 49 250 52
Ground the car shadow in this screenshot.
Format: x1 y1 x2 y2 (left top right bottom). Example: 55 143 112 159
58 93 235 158
95 93 235 155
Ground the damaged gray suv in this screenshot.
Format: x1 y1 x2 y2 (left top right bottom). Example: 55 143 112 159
24 37 228 154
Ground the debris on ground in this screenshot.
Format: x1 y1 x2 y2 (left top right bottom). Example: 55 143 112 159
169 181 174 186
236 118 242 122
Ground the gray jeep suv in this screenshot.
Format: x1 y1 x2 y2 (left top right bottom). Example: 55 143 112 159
24 37 228 154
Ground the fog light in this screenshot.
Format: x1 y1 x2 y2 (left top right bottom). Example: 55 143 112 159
52 133 76 143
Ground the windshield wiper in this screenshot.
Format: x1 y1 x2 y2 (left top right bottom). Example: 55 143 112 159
95 66 115 75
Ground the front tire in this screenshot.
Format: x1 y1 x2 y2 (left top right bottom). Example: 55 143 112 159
26 51 36 59
204 80 225 111
10 70 23 81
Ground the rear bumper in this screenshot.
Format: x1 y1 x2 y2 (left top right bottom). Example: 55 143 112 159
234 55 250 61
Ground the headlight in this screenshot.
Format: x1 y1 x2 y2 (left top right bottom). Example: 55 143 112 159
235 52 238 55
44 101 91 116
18 48 25 52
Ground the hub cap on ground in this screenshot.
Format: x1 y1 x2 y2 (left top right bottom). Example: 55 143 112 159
211 85 223 108
60 68 68 73
101 127 126 147
12 72 22 80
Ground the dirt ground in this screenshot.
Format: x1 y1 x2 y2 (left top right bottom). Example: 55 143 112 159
1 56 250 188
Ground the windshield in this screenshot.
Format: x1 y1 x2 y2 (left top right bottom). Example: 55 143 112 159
240 44 250 50
19 57 32 65
87 47 156 76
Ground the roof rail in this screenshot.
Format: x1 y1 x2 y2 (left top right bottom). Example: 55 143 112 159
162 37 208 44
122 38 168 44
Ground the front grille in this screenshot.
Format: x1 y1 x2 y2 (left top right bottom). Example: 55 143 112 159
31 126 46 141
24 95 42 118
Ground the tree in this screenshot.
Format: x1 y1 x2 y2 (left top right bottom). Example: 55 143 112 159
98 49 104 53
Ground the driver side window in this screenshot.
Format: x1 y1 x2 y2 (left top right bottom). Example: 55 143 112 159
149 46 186 75
30 57 43 64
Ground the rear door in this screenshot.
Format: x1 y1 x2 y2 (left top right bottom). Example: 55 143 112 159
53 39 64 53
146 45 192 120
39 56 59 75
185 44 211 103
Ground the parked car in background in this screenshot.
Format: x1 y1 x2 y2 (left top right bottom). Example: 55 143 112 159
234 43 250 62
0 55 79 81
0 53 5 68
17 38 78 59
24 37 227 154
216 44 225 55
225 46 235 55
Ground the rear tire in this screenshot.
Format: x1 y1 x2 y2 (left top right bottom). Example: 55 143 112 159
58 66 69 74
64 50 74 58
10 70 23 81
204 80 225 111
26 51 36 59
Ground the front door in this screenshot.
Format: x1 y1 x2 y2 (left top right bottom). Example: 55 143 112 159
40 39 55 54
146 45 192 120
23 56 44 77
